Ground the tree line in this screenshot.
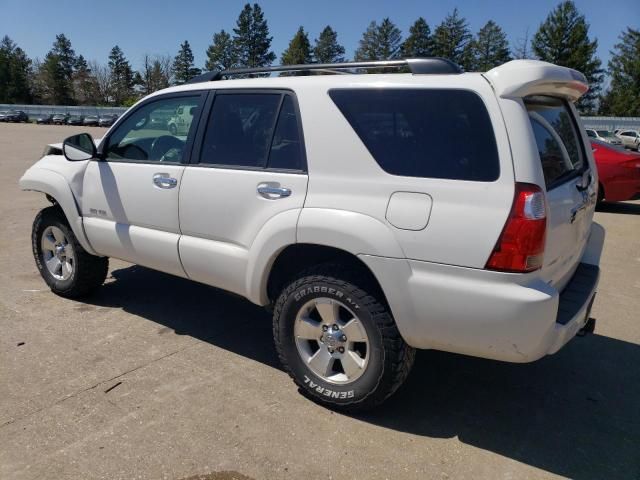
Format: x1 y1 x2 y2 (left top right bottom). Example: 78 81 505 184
0 1 638 115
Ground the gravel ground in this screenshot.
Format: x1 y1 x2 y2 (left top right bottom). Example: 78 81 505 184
1 122 639 480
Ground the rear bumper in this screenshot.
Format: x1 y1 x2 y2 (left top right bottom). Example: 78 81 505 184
360 222 605 363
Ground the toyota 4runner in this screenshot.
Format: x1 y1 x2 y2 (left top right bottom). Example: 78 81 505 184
20 58 605 410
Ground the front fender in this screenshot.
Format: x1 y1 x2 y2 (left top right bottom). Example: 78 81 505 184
19 168 98 255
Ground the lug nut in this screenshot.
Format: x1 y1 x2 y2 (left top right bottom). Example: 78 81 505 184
322 325 328 332
328 348 334 353
332 324 339 331
338 347 345 353
341 335 347 341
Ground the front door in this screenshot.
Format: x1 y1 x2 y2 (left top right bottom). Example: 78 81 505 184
82 92 205 277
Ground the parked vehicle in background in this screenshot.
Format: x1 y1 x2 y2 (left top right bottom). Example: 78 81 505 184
66 115 84 126
98 114 118 127
166 105 196 136
586 129 623 146
83 115 99 126
5 110 29 122
52 114 69 125
19 59 604 411
0 110 9 122
36 114 54 125
591 139 640 203
616 130 640 151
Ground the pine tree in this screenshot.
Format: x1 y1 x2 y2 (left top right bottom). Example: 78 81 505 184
173 40 201 84
205 30 237 71
233 3 276 68
108 45 135 105
402 17 433 58
354 18 402 61
432 8 473 70
599 27 640 116
313 26 346 63
532 1 603 113
0 36 32 103
281 27 313 67
472 20 511 71
142 54 172 95
37 33 76 104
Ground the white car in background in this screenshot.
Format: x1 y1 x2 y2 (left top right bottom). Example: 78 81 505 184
19 58 604 410
585 129 623 146
615 129 640 150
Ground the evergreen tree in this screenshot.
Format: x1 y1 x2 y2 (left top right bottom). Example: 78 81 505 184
0 36 32 103
281 27 313 67
532 1 603 113
599 27 640 116
233 3 276 68
401 17 433 58
37 33 76 104
205 30 237 71
432 8 473 70
513 27 533 59
108 45 135 105
354 18 402 61
472 20 511 71
173 40 201 84
313 26 345 63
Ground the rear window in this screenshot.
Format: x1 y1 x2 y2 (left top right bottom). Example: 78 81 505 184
329 89 500 181
526 96 585 189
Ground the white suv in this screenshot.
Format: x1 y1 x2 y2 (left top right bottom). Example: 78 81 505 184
20 58 604 410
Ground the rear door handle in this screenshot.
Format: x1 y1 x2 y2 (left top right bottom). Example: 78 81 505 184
153 173 177 189
257 184 292 199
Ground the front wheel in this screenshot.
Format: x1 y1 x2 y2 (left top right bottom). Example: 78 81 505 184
32 206 109 298
273 265 415 411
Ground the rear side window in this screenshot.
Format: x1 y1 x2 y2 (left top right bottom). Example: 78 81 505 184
329 89 500 181
200 92 304 170
526 96 585 188
200 93 281 168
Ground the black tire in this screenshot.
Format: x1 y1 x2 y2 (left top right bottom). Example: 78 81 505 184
32 206 108 298
273 264 415 411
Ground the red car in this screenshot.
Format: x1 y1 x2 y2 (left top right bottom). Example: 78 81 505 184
591 139 640 203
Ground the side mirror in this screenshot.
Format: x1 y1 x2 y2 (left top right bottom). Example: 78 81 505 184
62 133 96 161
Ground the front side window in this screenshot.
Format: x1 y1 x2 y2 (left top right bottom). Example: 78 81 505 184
329 88 500 181
104 96 201 163
526 96 585 188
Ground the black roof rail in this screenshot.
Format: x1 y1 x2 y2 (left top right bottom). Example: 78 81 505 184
185 57 462 84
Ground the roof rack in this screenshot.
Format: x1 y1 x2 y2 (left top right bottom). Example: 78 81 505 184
186 57 462 84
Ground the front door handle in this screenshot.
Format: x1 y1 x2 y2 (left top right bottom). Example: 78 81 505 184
153 173 177 189
257 184 292 199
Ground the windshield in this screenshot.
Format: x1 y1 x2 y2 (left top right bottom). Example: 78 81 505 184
597 130 613 137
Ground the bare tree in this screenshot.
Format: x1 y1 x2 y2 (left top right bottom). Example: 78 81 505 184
141 53 173 94
513 27 533 59
88 60 111 104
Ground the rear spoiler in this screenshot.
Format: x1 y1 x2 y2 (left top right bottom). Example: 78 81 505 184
483 60 588 103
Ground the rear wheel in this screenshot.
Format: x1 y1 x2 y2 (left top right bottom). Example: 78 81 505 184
273 265 415 411
32 206 108 298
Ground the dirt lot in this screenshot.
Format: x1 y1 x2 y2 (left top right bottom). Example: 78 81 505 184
1 122 639 480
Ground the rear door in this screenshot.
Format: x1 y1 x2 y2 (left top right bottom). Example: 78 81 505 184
525 96 597 289
178 90 308 297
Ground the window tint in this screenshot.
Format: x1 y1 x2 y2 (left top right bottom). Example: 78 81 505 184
105 96 200 163
267 95 303 170
329 89 499 181
200 93 281 167
525 96 584 188
586 130 596 138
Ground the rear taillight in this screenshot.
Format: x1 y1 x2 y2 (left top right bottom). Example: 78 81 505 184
486 183 547 273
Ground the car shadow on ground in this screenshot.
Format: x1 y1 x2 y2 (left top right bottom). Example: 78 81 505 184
597 201 640 215
86 265 639 480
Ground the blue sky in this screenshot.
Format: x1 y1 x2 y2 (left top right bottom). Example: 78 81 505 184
1 0 637 71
